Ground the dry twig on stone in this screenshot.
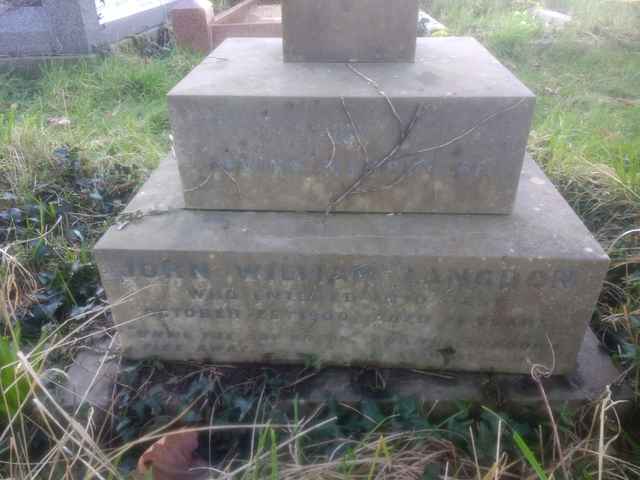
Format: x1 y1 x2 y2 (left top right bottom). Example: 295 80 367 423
327 65 527 212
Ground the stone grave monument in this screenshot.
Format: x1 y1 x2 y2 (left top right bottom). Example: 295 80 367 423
0 0 178 59
94 0 609 378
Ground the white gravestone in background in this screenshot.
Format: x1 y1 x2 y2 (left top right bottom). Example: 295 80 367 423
96 0 175 24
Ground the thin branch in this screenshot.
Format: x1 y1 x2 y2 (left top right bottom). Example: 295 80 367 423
220 165 241 195
183 173 212 193
358 98 528 195
327 103 424 212
184 165 240 196
346 63 403 130
408 98 527 157
325 129 337 170
340 96 369 165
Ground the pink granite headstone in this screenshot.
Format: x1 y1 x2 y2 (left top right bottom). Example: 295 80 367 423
170 0 214 53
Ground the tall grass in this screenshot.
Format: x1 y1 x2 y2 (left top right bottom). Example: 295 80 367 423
1 50 200 187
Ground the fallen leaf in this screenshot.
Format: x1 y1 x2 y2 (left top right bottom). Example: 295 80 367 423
47 116 71 127
137 430 205 480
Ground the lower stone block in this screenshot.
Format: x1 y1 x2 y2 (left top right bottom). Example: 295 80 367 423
94 154 608 374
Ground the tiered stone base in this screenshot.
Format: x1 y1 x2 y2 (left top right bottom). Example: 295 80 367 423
94 154 608 374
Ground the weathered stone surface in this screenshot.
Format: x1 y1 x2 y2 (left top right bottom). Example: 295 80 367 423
61 340 119 427
133 331 630 417
282 0 418 62
0 7 54 56
291 331 627 410
168 38 535 214
43 0 93 54
94 154 609 374
0 0 178 57
0 1 95 56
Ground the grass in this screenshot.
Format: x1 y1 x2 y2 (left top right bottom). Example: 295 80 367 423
427 0 640 398
428 0 640 205
1 0 640 478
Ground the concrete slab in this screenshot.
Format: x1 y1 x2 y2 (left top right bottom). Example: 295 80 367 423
87 330 628 423
169 37 535 214
66 331 627 428
282 0 418 62
94 154 609 374
61 340 120 428
250 330 629 412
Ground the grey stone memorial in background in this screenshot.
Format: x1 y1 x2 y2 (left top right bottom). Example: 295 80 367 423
95 0 610 376
0 0 178 57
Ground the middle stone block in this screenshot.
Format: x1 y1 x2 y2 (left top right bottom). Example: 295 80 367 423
169 37 535 214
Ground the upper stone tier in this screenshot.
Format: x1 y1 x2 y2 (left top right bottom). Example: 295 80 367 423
168 37 535 214
282 0 419 62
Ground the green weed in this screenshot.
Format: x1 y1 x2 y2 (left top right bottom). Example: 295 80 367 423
0 103 16 145
0 327 29 424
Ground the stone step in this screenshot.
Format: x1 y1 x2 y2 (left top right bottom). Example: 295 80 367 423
94 154 608 374
64 331 630 419
168 37 535 214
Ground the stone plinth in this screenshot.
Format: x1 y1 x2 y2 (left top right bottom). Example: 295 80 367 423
69 331 629 421
168 38 535 214
94 154 608 374
282 0 418 62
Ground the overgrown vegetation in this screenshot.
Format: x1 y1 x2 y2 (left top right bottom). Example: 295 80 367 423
429 0 640 397
1 0 639 478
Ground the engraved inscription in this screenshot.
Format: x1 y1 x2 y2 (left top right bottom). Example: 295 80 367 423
117 258 580 359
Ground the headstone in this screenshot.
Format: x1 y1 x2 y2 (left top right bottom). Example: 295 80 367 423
0 0 94 56
0 0 179 58
44 0 94 54
93 0 180 45
282 0 419 62
170 0 214 54
0 5 54 56
96 0 175 24
94 1 610 379
169 37 534 214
